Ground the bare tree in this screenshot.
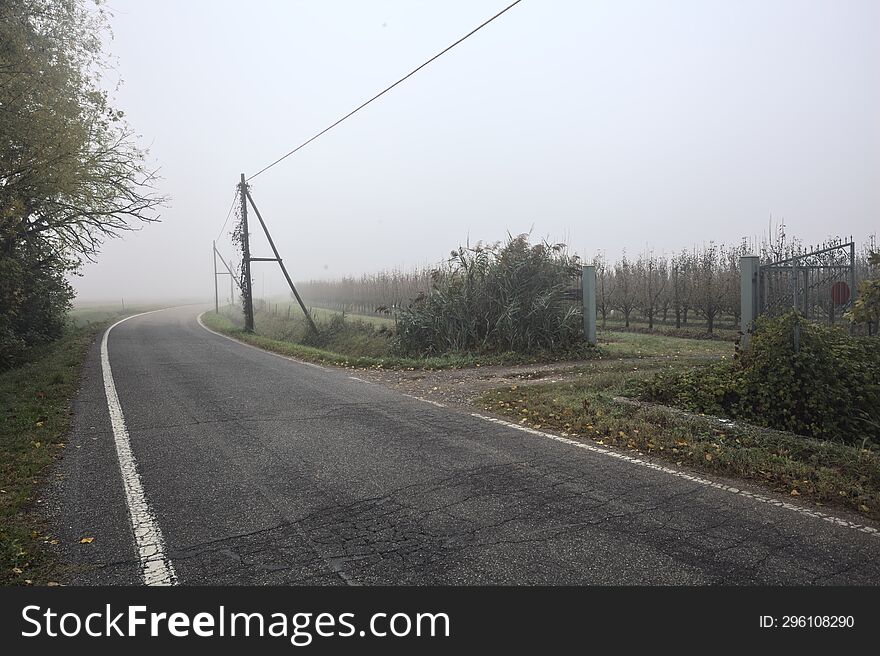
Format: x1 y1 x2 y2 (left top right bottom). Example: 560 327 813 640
611 253 637 328
593 252 612 329
691 243 730 333
635 250 668 330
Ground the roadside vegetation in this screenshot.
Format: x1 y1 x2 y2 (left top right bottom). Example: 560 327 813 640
0 322 107 585
202 308 597 370
640 312 880 444
212 234 595 368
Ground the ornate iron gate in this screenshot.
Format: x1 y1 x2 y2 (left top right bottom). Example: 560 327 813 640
758 242 856 324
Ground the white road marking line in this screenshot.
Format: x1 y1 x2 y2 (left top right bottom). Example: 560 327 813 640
348 375 373 383
471 413 880 539
102 311 178 585
402 393 447 408
196 311 327 370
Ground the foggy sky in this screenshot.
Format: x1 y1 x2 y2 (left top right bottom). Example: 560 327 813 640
72 0 880 303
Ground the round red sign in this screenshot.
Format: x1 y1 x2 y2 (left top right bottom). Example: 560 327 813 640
831 281 850 306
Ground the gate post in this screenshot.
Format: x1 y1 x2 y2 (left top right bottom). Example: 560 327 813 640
740 256 760 348
582 265 597 346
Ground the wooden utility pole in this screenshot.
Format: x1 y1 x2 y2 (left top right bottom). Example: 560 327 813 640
240 173 255 332
213 240 219 313
212 242 241 312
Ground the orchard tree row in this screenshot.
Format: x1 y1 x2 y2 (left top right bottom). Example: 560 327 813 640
295 226 876 335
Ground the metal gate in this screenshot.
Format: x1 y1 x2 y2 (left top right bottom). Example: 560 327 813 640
758 242 856 324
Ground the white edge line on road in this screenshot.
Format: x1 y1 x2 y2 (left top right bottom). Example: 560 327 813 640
196 311 327 370
102 310 178 585
471 413 880 539
402 393 447 408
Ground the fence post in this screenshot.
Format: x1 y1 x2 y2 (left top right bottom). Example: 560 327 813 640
740 256 760 348
582 265 597 346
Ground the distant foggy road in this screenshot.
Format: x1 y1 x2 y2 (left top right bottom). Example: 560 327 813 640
51 306 880 585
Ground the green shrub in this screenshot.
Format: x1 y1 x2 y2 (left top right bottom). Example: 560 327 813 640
0 247 73 370
639 312 880 444
394 235 584 356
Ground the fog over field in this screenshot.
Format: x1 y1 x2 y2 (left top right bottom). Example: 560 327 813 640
72 0 880 304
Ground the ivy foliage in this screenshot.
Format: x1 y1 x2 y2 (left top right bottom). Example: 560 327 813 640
847 250 880 332
640 312 880 445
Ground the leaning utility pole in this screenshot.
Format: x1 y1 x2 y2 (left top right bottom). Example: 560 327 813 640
244 187 318 335
239 173 255 332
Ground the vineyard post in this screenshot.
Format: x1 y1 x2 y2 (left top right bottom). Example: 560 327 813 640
740 256 760 348
582 265 597 346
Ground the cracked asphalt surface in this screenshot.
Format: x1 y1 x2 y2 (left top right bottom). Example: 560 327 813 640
46 306 880 585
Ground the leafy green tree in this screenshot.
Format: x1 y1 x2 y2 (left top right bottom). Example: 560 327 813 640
1 0 163 367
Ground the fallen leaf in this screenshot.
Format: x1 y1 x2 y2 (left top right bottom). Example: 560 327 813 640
790 489 799 496
859 504 870 513
79 537 94 544
704 452 713 461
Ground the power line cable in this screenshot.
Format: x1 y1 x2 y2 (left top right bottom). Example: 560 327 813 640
216 187 239 241
247 0 523 181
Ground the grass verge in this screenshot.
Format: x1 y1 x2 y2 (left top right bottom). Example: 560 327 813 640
477 357 879 521
1 322 106 585
200 311 600 370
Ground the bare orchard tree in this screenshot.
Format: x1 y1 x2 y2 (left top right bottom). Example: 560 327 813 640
635 249 668 330
691 243 731 334
592 252 612 329
721 241 747 327
611 253 637 328
670 250 694 328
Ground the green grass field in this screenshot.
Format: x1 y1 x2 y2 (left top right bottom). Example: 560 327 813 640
68 302 165 327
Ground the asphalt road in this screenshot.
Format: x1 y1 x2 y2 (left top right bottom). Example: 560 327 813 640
48 306 880 585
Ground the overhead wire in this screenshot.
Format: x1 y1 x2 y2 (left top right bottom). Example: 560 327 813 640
246 0 523 181
215 187 240 242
